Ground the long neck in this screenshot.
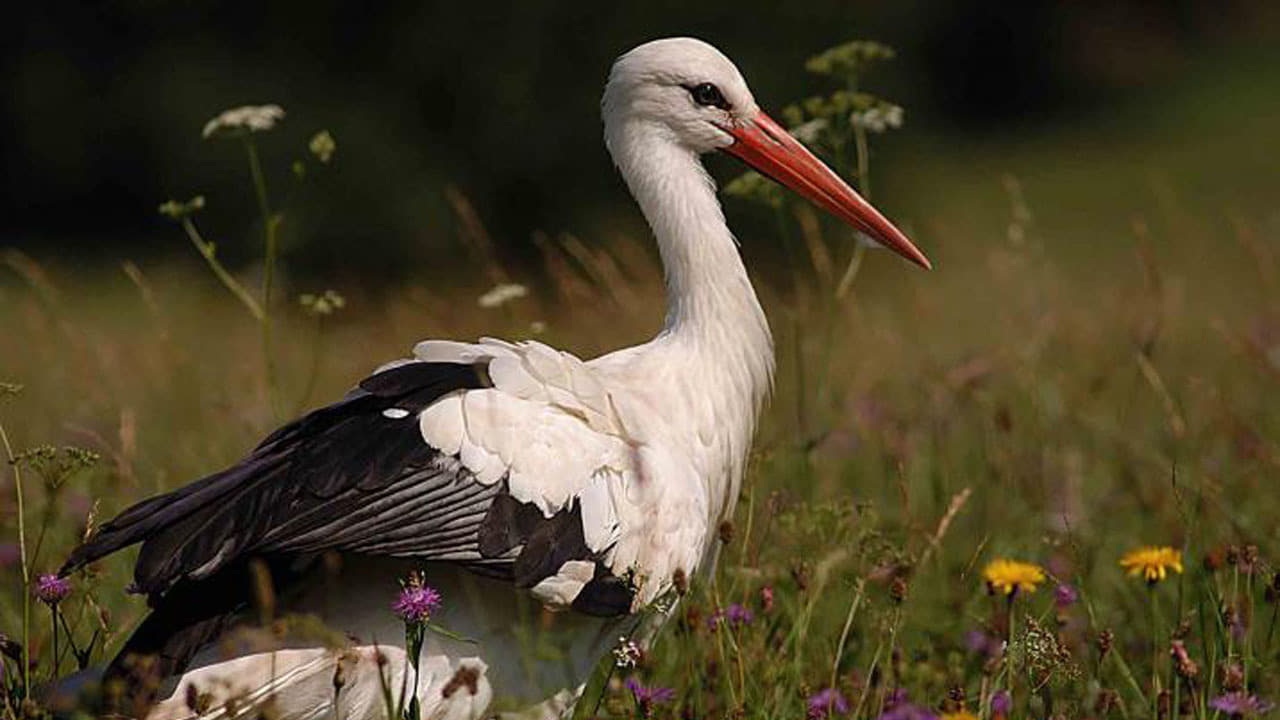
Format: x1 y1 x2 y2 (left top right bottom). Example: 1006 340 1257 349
608 121 775 413
611 124 771 344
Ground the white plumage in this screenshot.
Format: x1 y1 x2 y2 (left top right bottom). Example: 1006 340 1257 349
60 37 928 720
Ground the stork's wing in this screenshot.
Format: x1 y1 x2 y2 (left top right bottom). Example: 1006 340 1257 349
61 354 641 617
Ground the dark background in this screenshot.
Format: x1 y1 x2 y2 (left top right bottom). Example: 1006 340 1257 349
4 0 1278 279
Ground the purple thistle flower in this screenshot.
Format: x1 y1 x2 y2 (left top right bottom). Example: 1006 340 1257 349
625 677 675 707
392 577 441 624
964 629 1001 658
1054 584 1078 608
1210 693 1275 717
878 702 938 720
708 602 754 630
807 688 850 718
883 688 909 711
760 585 775 612
991 690 1012 717
35 573 71 606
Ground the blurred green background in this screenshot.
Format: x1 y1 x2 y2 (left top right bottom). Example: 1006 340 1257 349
5 1 1279 285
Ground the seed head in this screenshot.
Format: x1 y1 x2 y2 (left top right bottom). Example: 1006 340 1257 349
1171 640 1199 681
1096 629 1115 657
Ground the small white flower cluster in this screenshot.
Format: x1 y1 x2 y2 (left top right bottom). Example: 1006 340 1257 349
850 104 903 133
612 636 641 668
299 289 347 316
477 283 528 309
789 118 829 144
309 130 336 163
202 104 286 139
158 195 206 220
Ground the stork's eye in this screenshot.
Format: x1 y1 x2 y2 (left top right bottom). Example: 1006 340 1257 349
686 82 730 110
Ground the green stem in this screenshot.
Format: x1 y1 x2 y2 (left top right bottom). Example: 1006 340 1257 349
854 124 871 199
0 420 30 695
1006 595 1017 695
294 316 325 415
829 580 866 693
180 218 264 320
1110 645 1151 710
834 243 867 301
49 606 59 678
245 138 279 417
1151 587 1160 719
848 642 884 720
1243 571 1253 688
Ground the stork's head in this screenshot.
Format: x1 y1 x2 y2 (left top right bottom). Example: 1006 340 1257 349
603 37 931 270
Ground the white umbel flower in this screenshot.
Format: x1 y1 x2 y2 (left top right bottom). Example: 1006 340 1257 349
789 118 829 144
477 283 528 309
202 104 286 139
850 103 903 133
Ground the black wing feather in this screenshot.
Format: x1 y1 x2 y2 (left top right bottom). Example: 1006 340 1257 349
61 362 489 595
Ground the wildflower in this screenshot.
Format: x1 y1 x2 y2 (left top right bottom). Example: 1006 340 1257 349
1240 545 1261 574
718 520 734 543
1222 663 1246 692
789 118 829 144
613 637 641 668
202 104 285 139
761 585 775 612
804 40 896 80
723 171 784 209
889 576 909 604
1210 692 1275 718
807 688 850 718
625 677 675 710
299 289 347 316
983 559 1045 596
850 103 904 133
708 603 753 630
1054 583 1079 608
477 283 528 309
671 567 688 596
990 690 1011 718
1120 546 1184 584
1096 629 1115 656
964 629 1002 658
1204 547 1225 572
1170 640 1199 680
158 195 206 221
392 573 441 624
308 130 336 164
35 573 71 606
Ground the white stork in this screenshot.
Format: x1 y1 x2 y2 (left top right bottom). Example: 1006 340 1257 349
61 37 930 719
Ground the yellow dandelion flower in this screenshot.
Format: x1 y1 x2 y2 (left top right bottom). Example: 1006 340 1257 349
940 712 979 720
1120 546 1183 583
983 559 1045 596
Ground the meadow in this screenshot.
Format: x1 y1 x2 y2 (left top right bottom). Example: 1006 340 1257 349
2 41 1279 719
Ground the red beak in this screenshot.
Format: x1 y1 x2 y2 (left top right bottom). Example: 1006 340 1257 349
721 111 932 270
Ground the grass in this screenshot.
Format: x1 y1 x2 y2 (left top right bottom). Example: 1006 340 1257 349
3 40 1279 720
